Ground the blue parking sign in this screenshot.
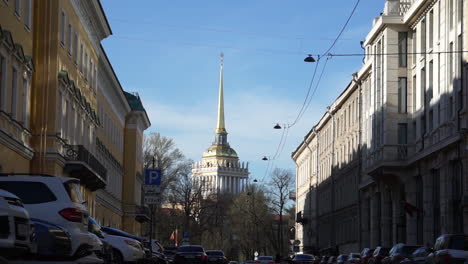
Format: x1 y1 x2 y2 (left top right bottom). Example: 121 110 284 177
145 169 162 185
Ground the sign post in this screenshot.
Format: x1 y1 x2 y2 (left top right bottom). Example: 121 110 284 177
145 158 162 256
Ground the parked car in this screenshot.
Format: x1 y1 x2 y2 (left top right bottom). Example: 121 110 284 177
327 256 337 264
383 244 421 264
99 225 147 264
30 218 72 260
361 249 375 264
245 260 256 264
256 256 275 264
0 189 33 259
320 256 329 264
337 255 348 264
346 253 360 264
174 245 208 264
206 250 228 264
400 247 432 264
292 254 316 264
427 234 468 264
150 241 168 264
369 247 390 264
0 174 103 261
88 217 114 263
165 246 178 263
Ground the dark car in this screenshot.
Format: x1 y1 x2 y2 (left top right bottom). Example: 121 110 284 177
400 247 432 264
30 218 72 260
346 253 360 264
369 247 390 264
328 256 337 264
165 247 178 263
320 256 329 264
382 244 420 264
337 255 348 264
427 234 468 264
292 254 315 264
361 249 375 264
174 245 208 264
206 250 228 264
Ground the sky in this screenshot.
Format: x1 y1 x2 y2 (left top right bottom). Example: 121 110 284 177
100 0 386 184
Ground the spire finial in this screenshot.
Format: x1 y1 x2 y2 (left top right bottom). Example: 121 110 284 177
216 52 226 134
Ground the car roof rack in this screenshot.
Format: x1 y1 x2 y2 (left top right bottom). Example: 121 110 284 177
0 173 55 177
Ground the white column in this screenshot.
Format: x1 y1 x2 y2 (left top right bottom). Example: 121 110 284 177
236 177 239 193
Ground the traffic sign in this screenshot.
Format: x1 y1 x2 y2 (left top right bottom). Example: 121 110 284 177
143 185 161 194
145 169 162 185
144 196 159 205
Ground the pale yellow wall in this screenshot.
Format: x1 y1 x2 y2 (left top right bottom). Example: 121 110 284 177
0 144 30 173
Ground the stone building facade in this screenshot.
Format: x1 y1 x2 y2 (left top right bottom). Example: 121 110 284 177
0 0 150 235
293 0 468 254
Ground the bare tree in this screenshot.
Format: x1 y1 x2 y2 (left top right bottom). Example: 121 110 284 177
268 168 294 257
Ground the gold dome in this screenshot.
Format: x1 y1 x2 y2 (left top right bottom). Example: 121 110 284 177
202 144 238 158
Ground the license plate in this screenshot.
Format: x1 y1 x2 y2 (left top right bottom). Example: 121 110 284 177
187 256 195 259
16 223 28 238
210 258 217 261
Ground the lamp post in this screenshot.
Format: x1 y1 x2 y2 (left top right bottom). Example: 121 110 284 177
248 179 259 258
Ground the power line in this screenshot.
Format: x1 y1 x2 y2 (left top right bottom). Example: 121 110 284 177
321 0 361 56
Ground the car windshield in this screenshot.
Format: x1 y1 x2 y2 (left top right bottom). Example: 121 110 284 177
178 246 204 252
350 254 360 258
0 181 57 204
258 257 273 260
207 251 224 256
338 256 348 260
101 226 144 242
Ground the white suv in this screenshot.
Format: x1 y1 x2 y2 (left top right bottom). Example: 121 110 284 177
0 189 32 258
0 174 102 261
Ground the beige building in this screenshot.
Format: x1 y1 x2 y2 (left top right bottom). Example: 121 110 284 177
293 0 468 254
0 0 150 235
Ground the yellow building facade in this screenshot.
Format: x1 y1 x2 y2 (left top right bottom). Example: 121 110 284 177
0 0 150 235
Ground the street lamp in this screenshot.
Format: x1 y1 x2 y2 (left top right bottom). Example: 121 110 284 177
273 123 282 129
304 54 316 63
262 156 269 161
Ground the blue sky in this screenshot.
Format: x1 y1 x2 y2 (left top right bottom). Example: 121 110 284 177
101 0 385 184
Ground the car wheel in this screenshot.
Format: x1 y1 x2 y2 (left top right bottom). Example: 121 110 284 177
113 249 124 264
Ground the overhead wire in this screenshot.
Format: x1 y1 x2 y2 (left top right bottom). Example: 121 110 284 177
261 0 360 181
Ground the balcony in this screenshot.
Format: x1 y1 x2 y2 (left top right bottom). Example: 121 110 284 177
64 145 107 191
384 0 414 16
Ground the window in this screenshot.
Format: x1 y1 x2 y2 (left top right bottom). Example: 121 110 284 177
398 77 407 113
63 100 69 140
57 92 63 135
67 24 72 54
412 121 417 142
60 11 66 45
429 10 433 50
448 96 453 118
412 29 417 64
63 181 84 203
84 52 88 80
458 0 463 24
24 0 31 29
449 0 454 30
421 19 426 56
0 182 57 204
0 56 5 110
22 77 29 127
438 103 441 125
79 43 83 72
94 67 98 92
11 68 18 119
398 32 408 67
412 75 417 112
429 110 434 131
73 33 78 63
429 60 433 100
421 67 426 110
90 60 94 87
449 42 454 85
421 115 426 137
14 0 20 17
437 1 441 40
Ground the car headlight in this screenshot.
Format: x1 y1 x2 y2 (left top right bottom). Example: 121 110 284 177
124 239 142 250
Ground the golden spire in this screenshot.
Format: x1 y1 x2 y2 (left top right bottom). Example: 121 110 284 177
216 53 226 133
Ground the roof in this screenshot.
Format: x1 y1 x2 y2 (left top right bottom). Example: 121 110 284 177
124 91 145 111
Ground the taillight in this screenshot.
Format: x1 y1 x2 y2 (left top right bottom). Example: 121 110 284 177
269 262 275 264
256 261 261 263
59 208 83 222
202 255 207 260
